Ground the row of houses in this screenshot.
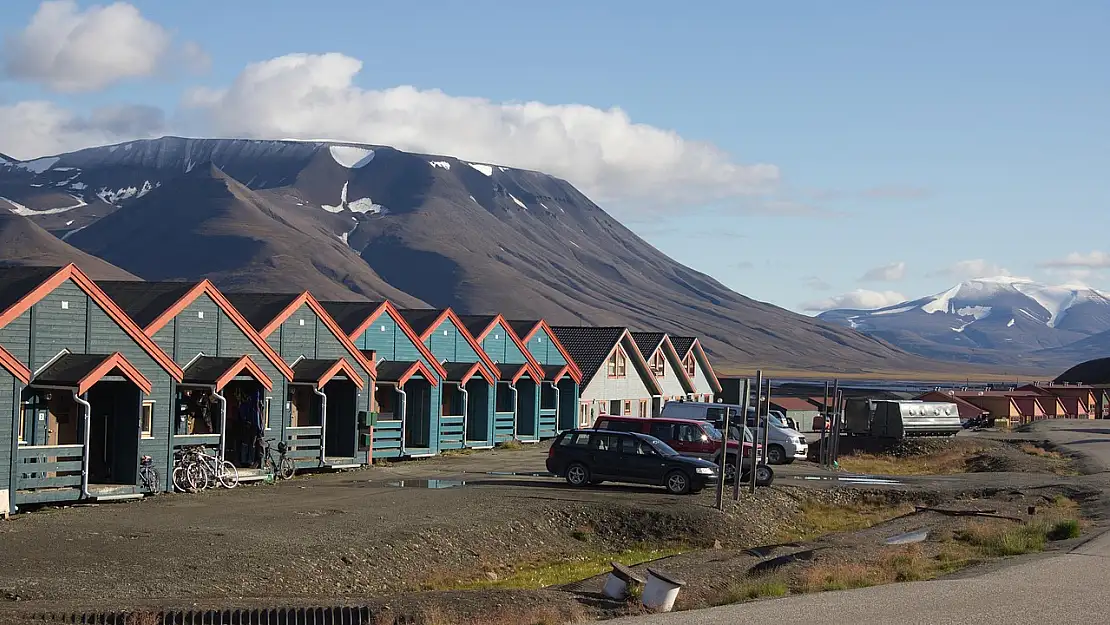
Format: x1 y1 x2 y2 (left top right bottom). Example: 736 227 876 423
920 383 1104 426
0 264 721 514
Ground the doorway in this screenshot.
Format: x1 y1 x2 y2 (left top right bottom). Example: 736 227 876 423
403 378 432 450
224 382 266 469
86 382 140 486
516 378 538 439
323 379 358 459
465 379 490 442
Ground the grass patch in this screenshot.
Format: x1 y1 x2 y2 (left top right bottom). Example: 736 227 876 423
496 440 525 451
428 544 688 591
713 576 790 605
1048 519 1081 541
837 447 986 476
396 603 587 625
778 499 916 541
1018 443 1079 476
440 448 478 457
955 521 1047 556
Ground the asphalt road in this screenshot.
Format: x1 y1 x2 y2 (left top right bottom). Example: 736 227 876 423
614 419 1110 625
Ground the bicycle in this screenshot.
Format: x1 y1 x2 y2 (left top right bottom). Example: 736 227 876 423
139 455 160 494
174 446 239 490
171 449 203 493
257 437 296 480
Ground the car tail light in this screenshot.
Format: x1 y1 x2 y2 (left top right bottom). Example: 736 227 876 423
548 444 556 458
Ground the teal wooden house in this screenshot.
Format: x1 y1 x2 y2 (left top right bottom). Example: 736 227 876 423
320 300 448 459
223 292 376 469
458 315 545 444
508 320 583 437
397 308 500 449
96 280 295 475
0 265 184 511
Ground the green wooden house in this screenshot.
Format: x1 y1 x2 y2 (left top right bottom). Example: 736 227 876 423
320 300 448 459
458 315 545 444
508 320 583 436
96 280 295 476
1 345 32 517
0 265 184 510
398 308 500 449
223 292 376 469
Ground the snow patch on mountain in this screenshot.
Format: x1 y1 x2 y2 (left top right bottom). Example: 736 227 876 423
17 157 59 174
329 146 375 168
468 162 494 176
348 197 384 214
429 161 451 170
509 194 528 210
3 194 86 215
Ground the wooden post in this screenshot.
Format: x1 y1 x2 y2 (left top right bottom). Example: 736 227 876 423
732 378 751 501
749 371 763 494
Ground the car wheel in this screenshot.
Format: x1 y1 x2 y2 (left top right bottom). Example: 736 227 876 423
755 464 775 487
665 470 692 495
723 456 738 482
566 463 590 487
767 444 786 465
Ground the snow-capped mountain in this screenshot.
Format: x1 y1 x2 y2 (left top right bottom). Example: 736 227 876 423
818 277 1110 364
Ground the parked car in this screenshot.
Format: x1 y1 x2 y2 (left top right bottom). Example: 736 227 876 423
659 401 808 465
592 415 773 486
546 429 721 494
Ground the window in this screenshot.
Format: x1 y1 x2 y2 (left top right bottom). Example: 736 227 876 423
141 401 155 438
568 432 591 447
264 398 272 430
619 436 646 455
677 423 702 442
649 422 673 441
17 402 27 443
589 432 620 451
579 402 591 426
623 400 632 415
603 419 643 433
607 348 627 378
639 400 649 417
598 402 608 416
649 351 665 377
610 399 622 415
684 353 696 378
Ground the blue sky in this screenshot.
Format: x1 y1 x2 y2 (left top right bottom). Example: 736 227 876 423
2 1 1107 313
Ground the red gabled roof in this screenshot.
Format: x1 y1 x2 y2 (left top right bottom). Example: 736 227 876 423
315 358 366 389
141 280 295 381
516 319 583 383
0 344 31 384
342 301 447 380
0 264 182 381
216 355 274 392
472 314 545 383
416 308 501 379
81 353 153 395
253 292 377 379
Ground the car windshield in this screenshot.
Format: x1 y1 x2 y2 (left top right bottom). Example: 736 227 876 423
704 425 723 441
640 435 680 456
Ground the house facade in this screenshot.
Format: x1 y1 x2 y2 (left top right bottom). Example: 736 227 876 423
550 327 663 428
670 337 722 402
459 315 545 443
510 319 583 435
630 332 695 416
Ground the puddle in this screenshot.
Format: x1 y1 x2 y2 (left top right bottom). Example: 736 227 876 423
382 480 467 489
789 475 903 486
884 529 929 545
475 471 554 477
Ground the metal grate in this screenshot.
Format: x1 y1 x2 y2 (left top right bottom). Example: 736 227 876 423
20 606 377 625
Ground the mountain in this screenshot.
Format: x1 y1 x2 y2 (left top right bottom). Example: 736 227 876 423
0 211 136 280
818 277 1110 366
0 136 984 372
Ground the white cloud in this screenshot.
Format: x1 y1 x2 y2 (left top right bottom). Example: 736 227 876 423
928 259 1011 280
802 275 831 290
182 53 779 205
2 0 206 92
1039 251 1110 269
0 101 166 159
802 289 907 312
860 261 906 282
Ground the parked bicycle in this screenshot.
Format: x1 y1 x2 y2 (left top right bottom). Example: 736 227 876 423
174 445 239 490
139 455 160 494
171 449 204 493
257 436 296 480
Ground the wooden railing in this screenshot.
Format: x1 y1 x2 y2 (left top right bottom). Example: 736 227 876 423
172 434 220 452
285 427 323 466
494 412 515 443
15 445 83 503
439 416 465 451
371 419 403 459
539 412 558 439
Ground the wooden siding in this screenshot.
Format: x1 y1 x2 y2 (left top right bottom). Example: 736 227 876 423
1 371 14 506
424 318 480 363
0 310 31 364
216 309 284 435
173 296 220 361
690 359 713 396
527 328 567 366
655 356 688 398
312 314 370 414
30 281 88 369
481 321 526 365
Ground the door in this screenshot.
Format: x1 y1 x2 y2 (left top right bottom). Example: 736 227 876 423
586 432 620 478
674 422 711 458
617 436 665 483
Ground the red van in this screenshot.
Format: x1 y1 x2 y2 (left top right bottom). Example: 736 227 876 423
593 415 772 485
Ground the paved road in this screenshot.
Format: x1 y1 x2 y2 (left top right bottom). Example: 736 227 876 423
611 530 1110 625
613 419 1110 625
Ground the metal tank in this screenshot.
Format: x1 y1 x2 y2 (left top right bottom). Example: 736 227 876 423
844 399 963 438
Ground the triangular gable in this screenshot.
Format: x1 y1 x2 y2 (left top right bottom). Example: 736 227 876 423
344 301 447 379
34 352 153 396
686 338 722 393
418 308 501 378
473 314 544 382
140 280 295 381
517 320 583 383
444 361 498 385
250 292 377 379
376 359 439 387
0 344 31 384
292 357 366 389
0 264 182 381
183 354 275 391
656 336 697 394
597 331 663 395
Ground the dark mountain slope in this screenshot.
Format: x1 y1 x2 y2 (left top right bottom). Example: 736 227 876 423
0 212 136 280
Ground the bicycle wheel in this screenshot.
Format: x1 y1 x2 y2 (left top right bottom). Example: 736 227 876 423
218 460 240 489
140 466 160 494
279 456 296 480
262 454 278 480
190 461 211 490
173 465 197 493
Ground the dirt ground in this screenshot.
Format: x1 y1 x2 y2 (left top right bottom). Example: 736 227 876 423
0 435 1099 623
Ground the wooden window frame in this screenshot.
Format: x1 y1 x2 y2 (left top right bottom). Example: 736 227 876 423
623 400 632 415
683 353 696 378
607 347 628 378
649 351 665 378
639 400 648 417
17 402 27 443
141 401 155 439
598 402 608 416
264 397 272 430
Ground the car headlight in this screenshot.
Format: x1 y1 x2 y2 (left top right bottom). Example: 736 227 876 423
696 467 716 475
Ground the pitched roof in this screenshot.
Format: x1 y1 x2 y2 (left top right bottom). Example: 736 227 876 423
182 355 273 391
0 266 65 314
508 320 538 339
917 391 989 419
549 326 628 388
541 363 571 383
96 280 200 328
507 318 583 382
0 344 31 383
442 361 496 384
34 352 152 395
630 331 667 360
397 308 447 337
292 357 365 389
222 293 303 332
375 360 438 386
456 315 498 339
318 301 386 336
670 336 696 358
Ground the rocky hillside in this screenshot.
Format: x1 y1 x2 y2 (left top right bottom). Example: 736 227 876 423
1 136 961 371
0 211 136 280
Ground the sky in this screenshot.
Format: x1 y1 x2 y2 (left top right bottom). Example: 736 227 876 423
1 1 1107 313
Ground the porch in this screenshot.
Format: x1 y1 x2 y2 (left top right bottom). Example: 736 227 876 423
14 352 152 505
441 362 496 450
291 358 366 469
539 364 574 439
372 359 437 458
499 364 539 443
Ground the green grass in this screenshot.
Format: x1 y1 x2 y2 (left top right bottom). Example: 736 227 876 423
956 522 1048 557
778 499 916 542
496 440 525 451
711 577 790 605
1048 519 1082 541
436 544 687 591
